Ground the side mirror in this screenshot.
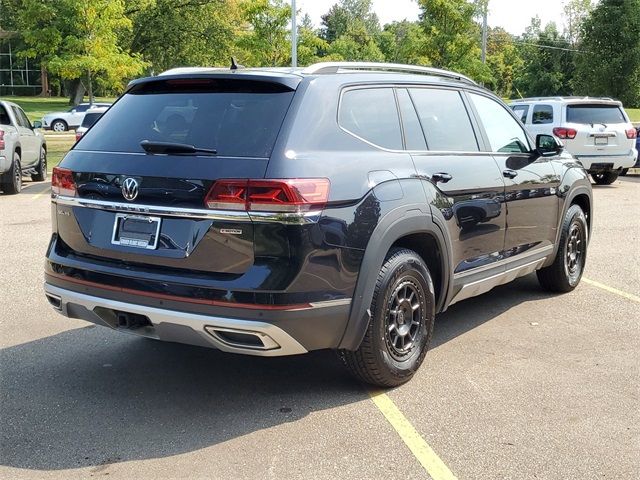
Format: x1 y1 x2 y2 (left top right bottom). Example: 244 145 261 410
536 134 563 156
71 109 77 114
32 120 42 129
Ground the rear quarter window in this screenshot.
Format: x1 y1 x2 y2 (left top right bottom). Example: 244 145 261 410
532 105 554 124
338 88 403 150
566 104 626 124
76 79 295 158
0 105 10 125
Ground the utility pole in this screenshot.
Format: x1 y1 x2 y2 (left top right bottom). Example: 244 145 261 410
481 0 488 64
291 0 297 67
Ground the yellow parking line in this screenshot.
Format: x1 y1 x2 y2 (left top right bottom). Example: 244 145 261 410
31 190 49 200
369 390 457 480
582 277 640 303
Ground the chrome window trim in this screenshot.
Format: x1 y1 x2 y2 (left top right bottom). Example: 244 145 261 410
53 195 322 224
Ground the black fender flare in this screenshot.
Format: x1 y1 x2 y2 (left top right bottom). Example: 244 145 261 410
545 178 592 267
338 204 451 351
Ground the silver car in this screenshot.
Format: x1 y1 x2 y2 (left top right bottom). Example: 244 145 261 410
0 100 47 194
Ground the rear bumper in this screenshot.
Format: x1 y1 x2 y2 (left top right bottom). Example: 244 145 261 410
576 150 637 171
44 280 352 355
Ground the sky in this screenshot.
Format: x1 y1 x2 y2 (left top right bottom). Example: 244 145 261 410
296 0 569 36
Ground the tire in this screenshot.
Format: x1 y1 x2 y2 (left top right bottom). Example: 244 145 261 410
51 120 68 132
620 168 629 176
340 248 436 387
537 204 587 293
31 147 47 182
591 171 619 185
1 152 22 195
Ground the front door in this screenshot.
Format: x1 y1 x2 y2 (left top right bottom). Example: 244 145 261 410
466 93 560 255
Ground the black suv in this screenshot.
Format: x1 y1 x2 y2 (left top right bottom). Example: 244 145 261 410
45 62 592 387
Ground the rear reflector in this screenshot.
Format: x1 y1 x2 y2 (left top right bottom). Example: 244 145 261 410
51 167 77 197
553 127 577 140
205 179 330 212
626 128 638 139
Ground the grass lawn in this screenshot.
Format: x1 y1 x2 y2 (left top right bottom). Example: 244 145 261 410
1 95 116 122
626 108 640 123
46 134 75 172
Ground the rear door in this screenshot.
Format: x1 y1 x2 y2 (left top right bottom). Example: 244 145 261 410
467 92 560 254
405 87 507 275
58 77 298 275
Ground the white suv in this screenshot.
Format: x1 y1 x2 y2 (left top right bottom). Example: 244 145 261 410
510 97 638 185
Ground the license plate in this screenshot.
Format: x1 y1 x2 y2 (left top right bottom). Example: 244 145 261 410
594 136 609 145
111 214 161 250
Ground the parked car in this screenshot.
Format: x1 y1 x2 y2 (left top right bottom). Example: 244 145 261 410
0 100 47 194
510 97 638 185
42 102 111 132
44 62 592 387
75 107 108 142
621 126 640 175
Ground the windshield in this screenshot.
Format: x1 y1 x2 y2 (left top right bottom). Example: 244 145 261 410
76 81 295 158
566 104 626 124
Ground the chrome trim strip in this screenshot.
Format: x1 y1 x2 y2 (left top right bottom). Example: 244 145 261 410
53 195 322 224
449 258 545 306
309 298 352 308
44 284 308 357
453 245 553 279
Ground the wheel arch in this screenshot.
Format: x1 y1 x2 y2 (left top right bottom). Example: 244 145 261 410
338 205 451 351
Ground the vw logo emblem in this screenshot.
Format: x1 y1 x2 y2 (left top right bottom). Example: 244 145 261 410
121 177 139 201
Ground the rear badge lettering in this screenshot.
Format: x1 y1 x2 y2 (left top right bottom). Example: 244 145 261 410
220 228 243 235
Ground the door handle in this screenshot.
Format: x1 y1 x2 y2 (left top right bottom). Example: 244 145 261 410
503 169 518 179
431 172 453 184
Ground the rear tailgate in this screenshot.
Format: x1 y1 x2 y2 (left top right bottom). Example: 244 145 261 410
563 103 635 157
53 76 298 275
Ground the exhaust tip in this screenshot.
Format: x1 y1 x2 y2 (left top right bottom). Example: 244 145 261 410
45 293 62 311
204 326 280 351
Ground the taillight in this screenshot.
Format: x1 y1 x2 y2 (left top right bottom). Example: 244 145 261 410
75 131 82 142
205 179 330 212
0 129 5 150
553 127 577 139
626 128 638 139
51 167 77 197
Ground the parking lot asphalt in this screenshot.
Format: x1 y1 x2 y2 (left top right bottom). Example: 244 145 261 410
1 176 638 480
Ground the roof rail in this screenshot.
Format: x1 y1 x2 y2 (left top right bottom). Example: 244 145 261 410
514 96 618 103
302 62 477 85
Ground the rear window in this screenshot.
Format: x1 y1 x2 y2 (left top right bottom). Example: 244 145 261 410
76 79 295 158
566 104 626 124
0 105 10 125
81 112 104 128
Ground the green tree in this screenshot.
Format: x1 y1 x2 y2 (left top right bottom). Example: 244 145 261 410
320 0 380 42
573 0 640 106
417 0 491 82
16 0 146 103
236 0 291 66
514 19 574 97
296 14 333 66
485 27 523 97
127 0 242 73
378 21 429 65
563 0 593 46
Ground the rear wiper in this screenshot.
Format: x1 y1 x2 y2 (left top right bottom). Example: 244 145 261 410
140 140 217 155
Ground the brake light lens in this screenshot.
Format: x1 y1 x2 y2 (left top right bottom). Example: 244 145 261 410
626 128 637 139
553 127 577 140
75 131 83 142
205 179 330 212
0 129 5 150
51 167 77 197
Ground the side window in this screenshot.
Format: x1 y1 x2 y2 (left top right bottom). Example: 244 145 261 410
75 105 90 113
0 105 10 125
511 105 529 124
469 93 531 154
532 104 554 124
339 88 403 150
409 88 478 151
396 89 427 150
11 107 30 128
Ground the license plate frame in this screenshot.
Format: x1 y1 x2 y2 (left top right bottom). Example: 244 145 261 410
111 213 162 250
594 136 609 146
